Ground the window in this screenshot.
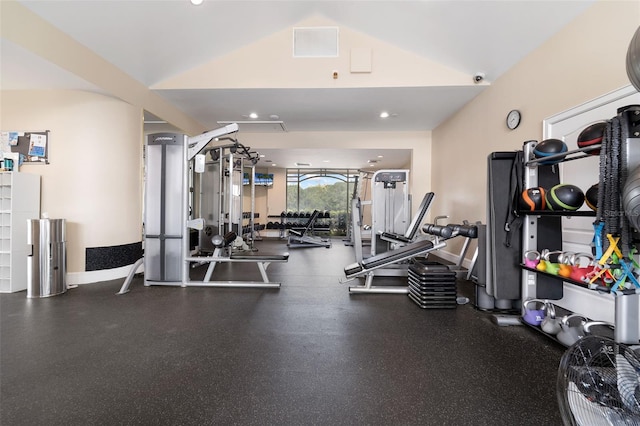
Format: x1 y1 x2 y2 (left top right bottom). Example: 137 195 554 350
286 169 358 235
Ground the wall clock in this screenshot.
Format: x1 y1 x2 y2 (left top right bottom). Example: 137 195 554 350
506 109 521 130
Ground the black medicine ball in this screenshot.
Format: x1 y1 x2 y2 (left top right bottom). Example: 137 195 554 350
585 184 598 211
519 187 546 211
533 139 568 165
577 122 606 155
546 184 585 211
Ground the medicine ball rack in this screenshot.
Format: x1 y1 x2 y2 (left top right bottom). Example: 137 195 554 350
520 124 640 345
518 210 595 217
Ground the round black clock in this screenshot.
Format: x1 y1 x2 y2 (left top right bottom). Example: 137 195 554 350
506 109 521 130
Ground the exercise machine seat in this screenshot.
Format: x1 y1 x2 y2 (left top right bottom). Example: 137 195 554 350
231 251 289 261
344 239 435 276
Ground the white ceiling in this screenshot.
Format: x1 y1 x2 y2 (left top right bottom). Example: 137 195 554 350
2 0 596 169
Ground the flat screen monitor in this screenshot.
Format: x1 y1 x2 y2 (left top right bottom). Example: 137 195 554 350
254 173 273 187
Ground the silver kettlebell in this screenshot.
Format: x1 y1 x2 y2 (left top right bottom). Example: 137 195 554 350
583 320 615 339
557 314 588 347
540 302 561 335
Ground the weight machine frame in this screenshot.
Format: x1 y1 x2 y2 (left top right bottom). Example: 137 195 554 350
140 124 288 290
197 141 257 252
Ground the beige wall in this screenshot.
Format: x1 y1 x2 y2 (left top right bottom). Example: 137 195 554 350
431 0 639 260
1 90 143 281
155 15 472 90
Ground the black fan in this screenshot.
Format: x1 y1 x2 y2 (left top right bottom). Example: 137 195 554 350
557 335 640 425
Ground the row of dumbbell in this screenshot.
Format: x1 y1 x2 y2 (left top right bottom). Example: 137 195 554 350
241 224 265 235
281 211 331 218
266 222 331 230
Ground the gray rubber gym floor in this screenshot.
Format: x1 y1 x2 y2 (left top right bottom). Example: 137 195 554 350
1 238 565 425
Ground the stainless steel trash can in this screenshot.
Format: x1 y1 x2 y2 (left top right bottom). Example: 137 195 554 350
27 219 67 298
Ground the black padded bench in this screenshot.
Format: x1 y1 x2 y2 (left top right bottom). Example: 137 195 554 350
185 232 290 287
231 251 289 261
344 239 436 277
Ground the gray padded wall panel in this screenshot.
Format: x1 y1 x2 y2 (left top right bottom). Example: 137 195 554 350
486 151 563 302
486 152 521 300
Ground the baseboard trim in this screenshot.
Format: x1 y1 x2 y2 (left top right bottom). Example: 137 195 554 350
67 262 144 286
85 241 143 271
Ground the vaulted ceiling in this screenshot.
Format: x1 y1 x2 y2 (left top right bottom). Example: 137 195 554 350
1 0 596 168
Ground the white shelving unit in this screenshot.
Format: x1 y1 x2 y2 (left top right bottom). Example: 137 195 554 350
0 172 40 293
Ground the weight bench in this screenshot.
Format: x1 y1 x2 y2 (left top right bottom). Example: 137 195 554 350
343 239 447 293
344 222 478 294
288 210 331 249
186 232 289 288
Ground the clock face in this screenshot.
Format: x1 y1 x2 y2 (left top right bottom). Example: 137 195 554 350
507 110 521 130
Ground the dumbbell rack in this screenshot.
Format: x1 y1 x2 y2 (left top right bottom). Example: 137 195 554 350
266 211 331 239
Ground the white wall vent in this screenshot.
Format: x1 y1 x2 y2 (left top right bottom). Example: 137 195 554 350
293 27 339 58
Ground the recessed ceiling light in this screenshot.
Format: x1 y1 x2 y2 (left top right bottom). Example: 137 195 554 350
272 163 277 167
249 112 258 119
377 155 383 158
269 114 280 120
379 112 390 118
323 160 330 163
260 154 266 158
190 0 203 5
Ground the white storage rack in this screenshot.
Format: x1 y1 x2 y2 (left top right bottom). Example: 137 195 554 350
0 171 41 293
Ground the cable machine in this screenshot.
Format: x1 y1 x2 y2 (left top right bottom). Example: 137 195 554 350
198 139 257 253
370 169 411 256
134 124 288 291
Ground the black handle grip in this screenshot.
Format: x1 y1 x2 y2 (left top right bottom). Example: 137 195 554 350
421 224 453 238
447 224 478 239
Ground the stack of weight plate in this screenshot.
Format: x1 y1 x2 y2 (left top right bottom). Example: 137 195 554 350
408 261 457 309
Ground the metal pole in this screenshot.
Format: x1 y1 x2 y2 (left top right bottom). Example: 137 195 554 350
181 134 189 286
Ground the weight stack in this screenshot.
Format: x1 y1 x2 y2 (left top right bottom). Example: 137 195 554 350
408 261 457 309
